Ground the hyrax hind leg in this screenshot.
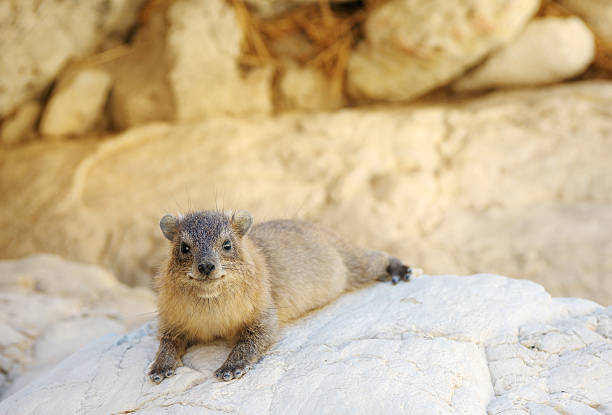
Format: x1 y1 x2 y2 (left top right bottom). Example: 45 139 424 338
386 256 412 285
344 248 412 289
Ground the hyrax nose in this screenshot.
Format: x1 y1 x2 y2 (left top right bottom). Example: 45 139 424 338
198 262 215 276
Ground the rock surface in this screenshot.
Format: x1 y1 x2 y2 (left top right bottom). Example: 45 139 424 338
98 0 273 129
167 0 273 121
453 17 595 92
40 69 112 137
559 0 612 39
0 0 146 119
279 64 344 111
0 274 609 414
0 101 41 145
0 255 155 398
347 0 539 102
103 12 175 130
1 81 612 305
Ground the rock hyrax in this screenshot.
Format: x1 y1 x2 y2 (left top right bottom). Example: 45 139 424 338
149 210 411 383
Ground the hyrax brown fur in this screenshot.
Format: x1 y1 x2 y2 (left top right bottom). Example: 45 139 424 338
149 210 411 383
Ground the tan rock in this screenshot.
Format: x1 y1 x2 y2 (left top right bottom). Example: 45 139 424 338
558 0 612 39
101 0 272 129
1 81 611 306
40 69 112 137
167 0 273 121
0 101 41 145
347 0 540 102
0 0 147 119
279 64 344 111
0 254 155 397
453 17 595 92
103 10 176 130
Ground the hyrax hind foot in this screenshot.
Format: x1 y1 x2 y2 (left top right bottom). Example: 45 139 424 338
387 257 412 285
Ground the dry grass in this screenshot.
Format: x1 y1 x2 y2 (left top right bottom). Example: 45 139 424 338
230 0 389 101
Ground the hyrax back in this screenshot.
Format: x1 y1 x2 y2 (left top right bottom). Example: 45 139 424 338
149 210 411 383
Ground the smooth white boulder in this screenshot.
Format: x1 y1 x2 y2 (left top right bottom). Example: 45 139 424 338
453 17 595 92
1 273 609 414
347 0 539 101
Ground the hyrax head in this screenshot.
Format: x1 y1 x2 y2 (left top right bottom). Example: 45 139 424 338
160 210 253 287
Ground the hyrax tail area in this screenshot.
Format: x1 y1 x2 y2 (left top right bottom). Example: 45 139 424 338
342 248 412 289
249 220 412 322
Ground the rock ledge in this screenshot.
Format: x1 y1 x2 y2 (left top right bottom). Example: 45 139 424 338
1 273 610 414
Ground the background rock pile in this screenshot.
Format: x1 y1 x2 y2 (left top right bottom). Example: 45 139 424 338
1 0 611 142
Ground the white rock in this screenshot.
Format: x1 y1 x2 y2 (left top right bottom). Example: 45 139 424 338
453 17 595 92
347 0 539 102
558 0 612 39
167 0 272 121
0 274 609 414
0 101 41 144
0 255 155 397
0 0 146 119
40 69 112 136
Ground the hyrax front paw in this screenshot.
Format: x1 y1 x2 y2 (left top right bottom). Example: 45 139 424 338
215 360 251 381
387 257 412 285
148 359 180 384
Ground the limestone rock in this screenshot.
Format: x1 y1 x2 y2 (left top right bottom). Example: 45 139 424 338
104 12 175 131
0 101 41 145
558 0 612 39
279 64 344 111
1 82 612 305
102 0 273 129
347 0 540 102
40 69 112 137
0 255 155 397
453 17 595 92
167 0 273 121
0 0 147 119
0 274 609 413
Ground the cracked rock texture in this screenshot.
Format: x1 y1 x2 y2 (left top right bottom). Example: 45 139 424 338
0 255 155 398
0 274 610 414
1 82 612 305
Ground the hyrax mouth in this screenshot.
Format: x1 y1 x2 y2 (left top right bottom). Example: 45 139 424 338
186 271 226 282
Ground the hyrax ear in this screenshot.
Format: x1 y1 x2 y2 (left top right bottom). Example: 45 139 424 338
160 214 179 241
231 210 253 237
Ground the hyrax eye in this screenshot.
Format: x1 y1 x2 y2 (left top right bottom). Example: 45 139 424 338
180 243 190 254
222 240 232 251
